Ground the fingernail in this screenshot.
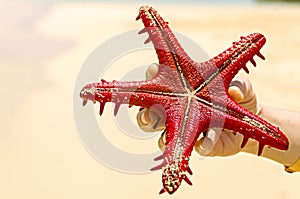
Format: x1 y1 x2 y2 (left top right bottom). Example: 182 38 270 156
158 133 166 151
229 86 244 103
139 109 150 125
146 63 159 80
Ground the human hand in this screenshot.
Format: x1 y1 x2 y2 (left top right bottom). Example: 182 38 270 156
136 63 260 157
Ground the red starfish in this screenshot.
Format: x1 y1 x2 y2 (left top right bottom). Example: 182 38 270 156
80 5 289 194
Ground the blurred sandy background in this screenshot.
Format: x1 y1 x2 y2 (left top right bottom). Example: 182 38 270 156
1 1 300 198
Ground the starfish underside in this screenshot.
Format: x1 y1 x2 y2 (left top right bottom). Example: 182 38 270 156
80 5 289 195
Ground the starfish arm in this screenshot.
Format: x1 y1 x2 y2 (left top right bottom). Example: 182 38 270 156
137 6 193 67
80 77 187 115
218 33 266 88
137 6 205 89
158 98 209 194
208 96 289 154
194 33 266 92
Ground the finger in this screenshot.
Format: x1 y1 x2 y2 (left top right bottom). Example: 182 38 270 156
195 130 243 157
158 131 166 151
136 108 165 132
230 76 254 103
136 63 163 132
146 63 159 80
229 76 258 114
194 129 221 156
194 137 213 156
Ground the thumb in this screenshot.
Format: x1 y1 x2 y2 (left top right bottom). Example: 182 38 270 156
195 129 244 157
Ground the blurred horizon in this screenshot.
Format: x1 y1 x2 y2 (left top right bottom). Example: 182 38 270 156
6 0 300 5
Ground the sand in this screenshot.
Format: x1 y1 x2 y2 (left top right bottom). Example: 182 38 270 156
1 1 300 199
